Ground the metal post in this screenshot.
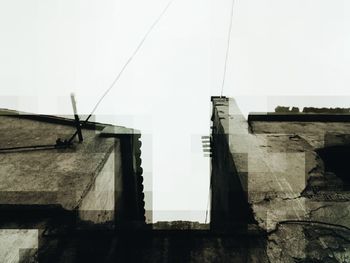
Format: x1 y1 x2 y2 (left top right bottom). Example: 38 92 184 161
70 93 83 143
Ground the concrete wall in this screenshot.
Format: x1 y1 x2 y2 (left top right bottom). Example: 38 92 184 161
78 148 117 224
34 222 268 263
0 113 146 262
0 229 38 263
211 97 350 262
99 130 146 225
210 98 255 231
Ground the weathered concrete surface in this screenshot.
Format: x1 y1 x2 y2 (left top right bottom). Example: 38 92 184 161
0 112 146 225
34 222 268 263
211 97 350 262
0 115 116 211
267 223 350 263
79 149 117 224
250 120 350 149
100 127 146 224
0 218 267 262
0 110 147 262
0 229 38 263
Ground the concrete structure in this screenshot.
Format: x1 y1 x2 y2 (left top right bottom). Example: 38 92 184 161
4 97 350 262
0 106 267 262
0 109 145 261
211 97 350 262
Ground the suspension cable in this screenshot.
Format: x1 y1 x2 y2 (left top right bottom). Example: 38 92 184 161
220 0 235 97
0 1 174 153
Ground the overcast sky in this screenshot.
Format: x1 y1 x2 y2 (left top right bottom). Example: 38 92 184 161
1 0 349 223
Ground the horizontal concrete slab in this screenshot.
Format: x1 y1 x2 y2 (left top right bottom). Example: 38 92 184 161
0 114 116 211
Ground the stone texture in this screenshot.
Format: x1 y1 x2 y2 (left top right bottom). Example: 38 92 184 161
211 97 350 262
0 229 38 263
0 110 147 262
0 115 116 211
78 148 118 224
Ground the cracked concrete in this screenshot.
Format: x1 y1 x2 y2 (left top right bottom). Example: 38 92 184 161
212 97 350 262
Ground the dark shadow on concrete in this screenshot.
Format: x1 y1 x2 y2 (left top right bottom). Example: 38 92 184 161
316 145 350 190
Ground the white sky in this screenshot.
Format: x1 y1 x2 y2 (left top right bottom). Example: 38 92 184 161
0 0 350 223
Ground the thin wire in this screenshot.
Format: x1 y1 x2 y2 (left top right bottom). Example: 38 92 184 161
1 2 174 152
66 1 174 144
0 144 56 152
85 0 174 124
220 0 235 97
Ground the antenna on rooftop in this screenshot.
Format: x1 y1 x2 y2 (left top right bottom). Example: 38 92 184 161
0 0 173 153
69 93 83 143
0 94 84 152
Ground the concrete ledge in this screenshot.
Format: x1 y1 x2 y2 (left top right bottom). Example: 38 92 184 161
248 113 350 122
0 111 145 225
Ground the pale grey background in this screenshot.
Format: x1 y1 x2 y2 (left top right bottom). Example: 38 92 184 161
0 0 349 223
